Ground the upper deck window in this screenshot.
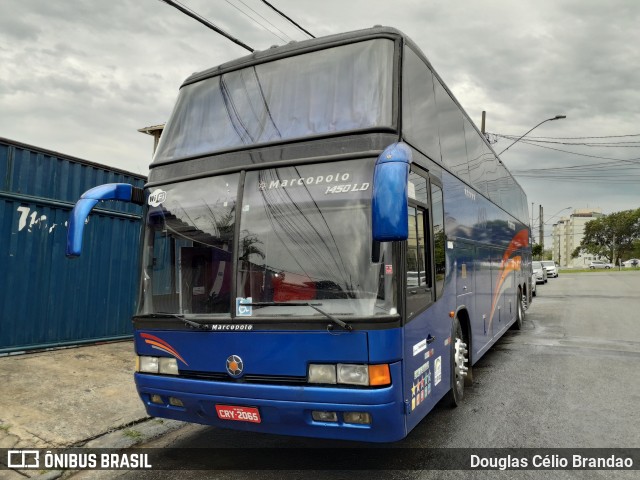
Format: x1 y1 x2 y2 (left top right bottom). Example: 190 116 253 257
155 39 395 162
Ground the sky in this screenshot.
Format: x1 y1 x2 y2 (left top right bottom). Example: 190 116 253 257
1 0 639 245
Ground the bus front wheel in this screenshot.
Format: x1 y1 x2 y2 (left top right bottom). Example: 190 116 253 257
445 317 468 407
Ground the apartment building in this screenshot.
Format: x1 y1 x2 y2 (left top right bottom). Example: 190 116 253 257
552 209 604 268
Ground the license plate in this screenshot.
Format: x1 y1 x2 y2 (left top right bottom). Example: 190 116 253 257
215 405 261 423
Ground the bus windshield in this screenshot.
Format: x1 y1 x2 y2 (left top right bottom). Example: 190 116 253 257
138 159 396 319
153 39 395 162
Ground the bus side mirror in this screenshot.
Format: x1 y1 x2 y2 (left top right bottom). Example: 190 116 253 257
371 143 412 242
66 183 145 258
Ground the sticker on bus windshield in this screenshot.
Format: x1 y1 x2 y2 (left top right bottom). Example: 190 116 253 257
236 297 253 317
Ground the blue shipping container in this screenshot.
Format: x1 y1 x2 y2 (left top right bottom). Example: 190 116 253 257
0 137 146 353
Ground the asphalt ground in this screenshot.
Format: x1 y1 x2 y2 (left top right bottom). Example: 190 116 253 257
2 270 639 479
81 270 640 479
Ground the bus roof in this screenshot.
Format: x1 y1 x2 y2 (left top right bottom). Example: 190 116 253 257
182 26 406 87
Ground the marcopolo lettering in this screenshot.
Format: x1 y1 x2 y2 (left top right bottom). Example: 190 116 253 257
263 172 352 190
210 324 254 331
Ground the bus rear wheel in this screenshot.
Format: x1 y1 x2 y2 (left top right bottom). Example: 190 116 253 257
445 317 468 407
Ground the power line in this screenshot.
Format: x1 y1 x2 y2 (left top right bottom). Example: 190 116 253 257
488 132 640 140
158 0 254 52
260 0 315 38
513 159 640 173
510 139 640 163
222 0 291 43
237 0 295 42
492 133 640 148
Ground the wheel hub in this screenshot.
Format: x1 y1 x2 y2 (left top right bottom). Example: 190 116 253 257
454 338 469 389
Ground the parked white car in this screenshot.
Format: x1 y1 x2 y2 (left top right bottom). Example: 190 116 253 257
541 261 559 278
532 261 548 284
589 260 614 269
623 259 640 268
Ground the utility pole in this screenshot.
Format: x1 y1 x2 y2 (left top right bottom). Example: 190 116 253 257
539 205 544 254
531 202 535 243
558 237 561 266
481 111 486 134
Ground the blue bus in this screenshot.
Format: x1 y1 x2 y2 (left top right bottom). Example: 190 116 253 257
67 27 532 442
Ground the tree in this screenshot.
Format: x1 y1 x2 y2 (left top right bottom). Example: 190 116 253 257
574 208 640 263
532 243 543 259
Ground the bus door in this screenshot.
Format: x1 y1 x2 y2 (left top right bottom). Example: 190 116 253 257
403 170 450 429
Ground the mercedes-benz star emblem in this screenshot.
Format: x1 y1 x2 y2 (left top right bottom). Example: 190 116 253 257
226 355 244 377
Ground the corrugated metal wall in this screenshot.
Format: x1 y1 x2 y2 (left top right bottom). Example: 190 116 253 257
0 137 146 353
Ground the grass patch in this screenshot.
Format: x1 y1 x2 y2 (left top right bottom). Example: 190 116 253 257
0 424 11 432
122 429 143 440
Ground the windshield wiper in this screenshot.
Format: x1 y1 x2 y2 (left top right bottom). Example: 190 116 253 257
136 312 210 330
247 302 353 332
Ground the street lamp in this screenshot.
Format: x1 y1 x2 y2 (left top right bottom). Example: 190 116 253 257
545 206 573 225
498 115 567 156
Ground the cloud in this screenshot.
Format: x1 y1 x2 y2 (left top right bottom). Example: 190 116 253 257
0 0 638 218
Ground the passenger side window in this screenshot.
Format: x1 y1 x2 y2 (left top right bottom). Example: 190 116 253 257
406 171 433 318
431 183 446 299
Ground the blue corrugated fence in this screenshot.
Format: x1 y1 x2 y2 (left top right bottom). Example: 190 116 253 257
0 138 146 353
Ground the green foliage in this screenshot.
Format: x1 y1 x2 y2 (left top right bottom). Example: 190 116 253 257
574 208 640 263
532 243 543 258
122 429 143 440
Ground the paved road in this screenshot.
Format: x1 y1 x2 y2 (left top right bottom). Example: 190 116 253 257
77 271 640 479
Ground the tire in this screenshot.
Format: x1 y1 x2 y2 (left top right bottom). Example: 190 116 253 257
511 288 525 330
444 317 468 407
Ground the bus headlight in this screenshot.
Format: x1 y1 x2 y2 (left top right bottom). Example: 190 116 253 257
137 356 179 375
138 356 159 373
337 364 369 386
159 357 179 375
308 364 337 384
308 363 390 386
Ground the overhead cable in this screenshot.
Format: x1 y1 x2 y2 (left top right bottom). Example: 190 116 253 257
158 0 254 52
509 139 640 163
260 0 315 38
489 133 640 140
223 0 291 43
492 133 640 148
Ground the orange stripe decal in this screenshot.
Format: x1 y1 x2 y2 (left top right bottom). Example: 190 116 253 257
489 229 529 329
140 333 189 366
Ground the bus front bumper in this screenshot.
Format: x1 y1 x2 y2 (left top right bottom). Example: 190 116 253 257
134 362 406 442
